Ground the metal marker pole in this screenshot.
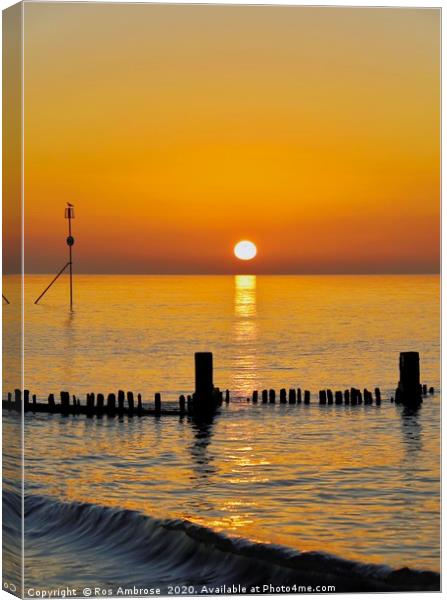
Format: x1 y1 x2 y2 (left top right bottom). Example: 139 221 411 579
34 204 75 308
68 211 73 311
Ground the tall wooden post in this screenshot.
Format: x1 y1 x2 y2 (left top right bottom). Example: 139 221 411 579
195 352 213 397
398 351 422 405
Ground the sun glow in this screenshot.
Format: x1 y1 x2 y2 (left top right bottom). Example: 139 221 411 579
234 241 257 261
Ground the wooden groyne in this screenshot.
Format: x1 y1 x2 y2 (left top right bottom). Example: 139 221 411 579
2 351 436 418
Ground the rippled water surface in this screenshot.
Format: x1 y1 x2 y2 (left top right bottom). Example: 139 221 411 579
3 274 440 575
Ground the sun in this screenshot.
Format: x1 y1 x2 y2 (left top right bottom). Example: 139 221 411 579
234 240 257 261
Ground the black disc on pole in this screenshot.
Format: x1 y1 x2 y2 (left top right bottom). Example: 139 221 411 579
67 236 75 246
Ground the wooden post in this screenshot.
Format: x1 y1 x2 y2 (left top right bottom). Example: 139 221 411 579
137 393 143 415
14 389 21 412
155 392 161 415
61 391 70 415
280 388 287 403
319 390 327 404
252 390 258 403
335 391 343 404
32 394 37 412
304 390 310 404
374 387 381 404
7 392 12 410
86 393 94 416
24 390 30 411
397 351 422 405
429 386 434 395
97 393 104 413
107 393 116 415
48 393 55 412
213 387 223 406
194 352 217 413
327 390 334 405
195 352 213 397
262 389 268 403
118 390 125 412
225 389 230 403
297 388 302 403
350 388 357 405
179 395 186 414
289 389 296 404
422 384 427 395
344 389 350 404
269 389 276 403
127 391 134 415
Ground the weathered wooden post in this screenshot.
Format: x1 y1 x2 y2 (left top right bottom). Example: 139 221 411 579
269 389 276 403
280 388 287 403
252 390 258 403
61 391 70 415
86 393 94 416
179 395 186 414
127 391 134 415
225 389 230 403
155 392 161 415
327 390 334 405
48 393 55 412
97 393 104 413
374 387 381 404
24 390 30 411
195 352 213 396
304 390 310 404
7 392 12 410
118 390 125 413
107 393 116 415
262 389 268 403
137 393 143 415
32 394 37 411
193 352 217 413
289 389 296 404
397 352 422 405
350 388 357 405
319 390 327 404
344 389 350 404
297 388 302 403
429 386 434 395
14 389 21 412
335 391 343 404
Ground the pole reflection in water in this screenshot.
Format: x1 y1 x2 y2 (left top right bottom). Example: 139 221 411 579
400 405 423 456
232 275 258 398
188 415 217 485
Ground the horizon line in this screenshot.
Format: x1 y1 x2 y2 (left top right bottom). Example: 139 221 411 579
5 271 441 276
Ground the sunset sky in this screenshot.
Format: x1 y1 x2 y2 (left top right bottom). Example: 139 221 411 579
14 3 440 273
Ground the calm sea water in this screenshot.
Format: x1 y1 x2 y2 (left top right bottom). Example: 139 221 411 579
3 274 441 586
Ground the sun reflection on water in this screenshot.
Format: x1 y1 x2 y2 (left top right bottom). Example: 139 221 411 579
233 275 258 397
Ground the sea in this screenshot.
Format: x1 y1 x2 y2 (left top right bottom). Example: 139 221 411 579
3 274 440 593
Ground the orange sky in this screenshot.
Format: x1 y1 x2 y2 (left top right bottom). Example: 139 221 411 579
12 4 441 273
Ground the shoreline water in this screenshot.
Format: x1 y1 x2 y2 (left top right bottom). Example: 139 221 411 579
4 490 440 594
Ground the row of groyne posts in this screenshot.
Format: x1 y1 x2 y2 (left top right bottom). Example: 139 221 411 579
3 351 435 418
